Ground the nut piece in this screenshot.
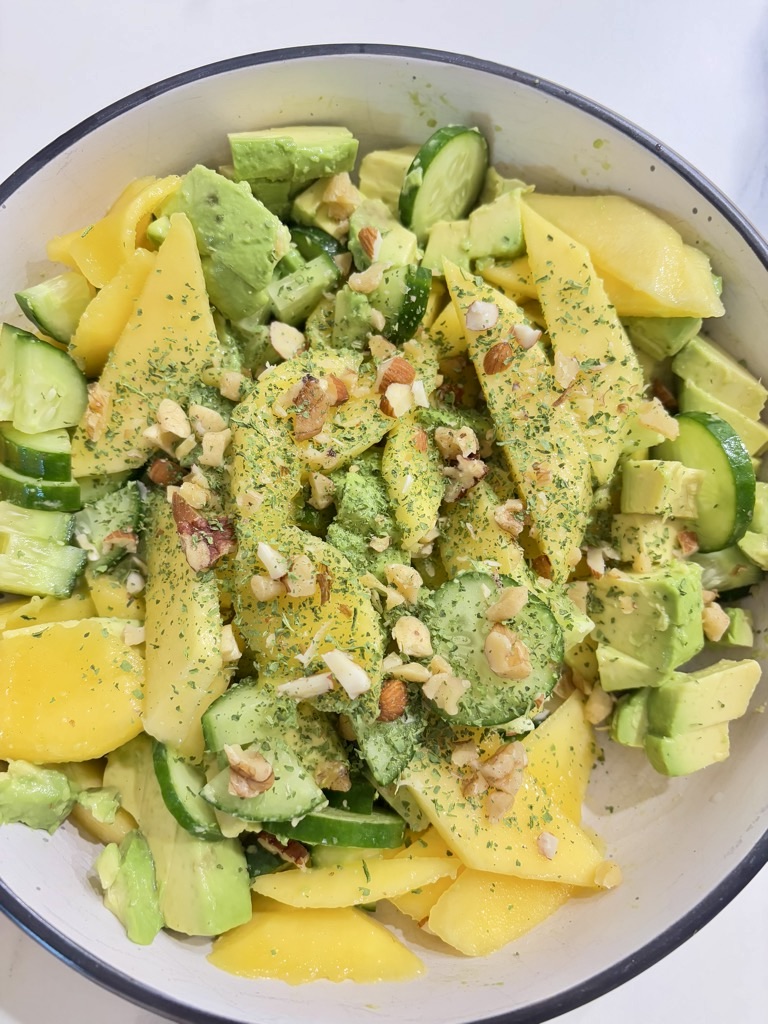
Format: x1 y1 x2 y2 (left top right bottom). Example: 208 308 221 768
465 300 499 332
421 671 471 716
384 563 423 604
358 225 382 261
84 382 111 441
171 492 236 572
188 403 227 437
584 683 614 724
493 499 525 536
123 623 145 647
397 662 432 683
199 427 232 468
369 535 390 553
702 601 731 642
256 831 310 870
443 454 488 503
125 571 145 595
486 585 529 622
322 172 363 219
257 542 289 580
554 351 580 390
483 342 514 375
678 530 700 556
392 615 434 658
276 672 335 700
147 457 184 486
219 371 248 402
322 649 372 699
434 425 479 461
369 334 397 362
637 398 680 441
349 261 386 294
292 374 333 441
511 322 542 350
307 471 336 510
537 831 559 860
376 356 417 393
284 554 317 598
157 399 191 439
484 624 532 679
325 374 350 406
377 678 409 722
479 741 528 793
224 744 274 798
221 624 242 664
380 382 415 418
270 321 306 360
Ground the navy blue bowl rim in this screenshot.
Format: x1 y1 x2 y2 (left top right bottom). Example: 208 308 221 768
1 41 767 1024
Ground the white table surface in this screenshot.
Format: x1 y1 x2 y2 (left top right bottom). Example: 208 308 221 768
1 1 767 1021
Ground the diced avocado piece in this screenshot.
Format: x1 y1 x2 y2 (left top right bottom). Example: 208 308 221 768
163 165 290 290
275 244 307 278
95 832 164 945
304 295 335 349
146 215 170 248
622 406 671 456
622 316 702 360
620 459 703 518
644 722 730 776
677 378 768 456
346 690 427 786
692 546 764 592
752 482 768 534
610 689 649 747
291 177 358 240
547 585 594 651
331 450 395 541
672 334 767 419
228 126 358 189
421 220 471 274
266 253 339 326
370 778 429 832
467 188 526 260
76 786 120 823
0 761 75 832
597 644 673 692
588 560 705 672
611 513 679 568
480 168 531 203
737 530 768 570
332 285 375 350
647 658 761 736
201 256 271 323
358 145 419 213
564 637 599 685
246 179 293 218
348 199 418 270
709 606 754 648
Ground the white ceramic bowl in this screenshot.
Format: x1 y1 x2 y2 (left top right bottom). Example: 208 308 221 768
1 44 767 1024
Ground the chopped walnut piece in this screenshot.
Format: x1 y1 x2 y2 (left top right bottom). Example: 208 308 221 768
584 684 614 725
434 425 479 461
322 649 372 698
291 374 333 441
322 172 363 219
392 615 433 658
465 300 499 332
256 831 309 870
171 493 236 572
479 741 527 793
349 261 386 294
451 740 481 769
314 760 351 792
462 771 489 798
377 678 409 722
270 321 305 360
157 398 191 439
376 356 417 393
307 471 336 510
224 744 274 798
493 499 525 536
486 586 529 622
357 225 382 261
485 788 517 823
484 624 532 679
384 563 423 604
84 382 111 442
199 427 232 468
702 602 731 642
537 831 559 860
443 454 488 503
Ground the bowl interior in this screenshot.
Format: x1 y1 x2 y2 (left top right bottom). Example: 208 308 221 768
1 47 767 1024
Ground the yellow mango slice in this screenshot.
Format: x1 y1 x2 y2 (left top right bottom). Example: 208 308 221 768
142 494 229 758
428 870 572 956
70 213 223 477
445 261 591 582
381 411 443 552
525 193 724 318
251 855 459 908
402 741 604 886
480 257 539 304
85 568 144 621
523 692 595 823
0 618 144 762
49 176 179 288
428 296 468 357
60 760 137 846
439 478 528 579
389 828 462 924
3 588 96 631
522 203 644 485
0 598 29 629
209 895 424 983
297 390 392 472
69 247 157 377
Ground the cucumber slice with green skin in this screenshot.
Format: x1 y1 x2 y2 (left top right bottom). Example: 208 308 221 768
0 501 73 543
152 741 224 842
0 326 17 420
242 840 285 880
421 571 564 727
201 741 327 823
0 531 86 597
0 424 71 482
691 546 764 592
325 770 377 815
274 244 307 279
74 480 143 573
9 326 88 433
399 125 489 243
370 264 432 344
655 412 755 552
15 272 93 344
76 471 133 505
262 806 405 849
0 462 80 512
289 225 344 261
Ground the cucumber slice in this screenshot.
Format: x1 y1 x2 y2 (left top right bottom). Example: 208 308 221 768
289 225 344 261
73 480 143 573
15 272 93 344
0 326 17 420
152 741 223 842
0 462 80 512
0 424 71 482
655 412 755 552
242 839 285 880
0 531 86 598
691 546 764 591
0 501 73 543
274 244 307 279
201 741 327 823
370 264 432 344
9 326 88 433
76 471 133 505
325 771 377 815
399 125 489 243
262 806 405 849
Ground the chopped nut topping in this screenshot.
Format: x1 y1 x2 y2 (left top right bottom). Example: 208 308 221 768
451 740 481 769
483 342 514 375
236 489 264 514
414 427 429 453
484 624 532 679
637 398 680 440
349 261 386 294
123 623 145 646
531 554 553 580
333 251 353 277
171 493 236 572
422 671 470 716
584 684 614 724
397 662 432 683
322 649 372 698
485 788 517 823
429 654 453 675
537 831 559 860
219 370 249 402
377 678 409 722
380 381 415 418
257 542 289 580
392 615 433 658
157 398 191 439
376 356 417 393
177 477 209 509
385 563 423 604
125 571 145 595
493 499 525 536
307 471 336 510
594 860 623 889
434 425 479 461
269 321 305 360
199 427 232 468
368 535 390 553
143 422 178 457
702 602 731 642
174 434 196 461
381 651 404 672
358 225 382 261
284 553 317 598
385 587 406 610
276 672 335 700
486 585 529 622
411 379 430 408
553 351 580 389
147 457 183 486
188 404 227 437
325 374 350 406
250 574 285 601
322 172 363 218
84 382 111 442
314 760 351 792
678 530 700 556
443 454 488 503
511 322 542 349
480 741 528 792
585 546 606 578
465 300 499 332
221 624 242 664
224 744 274 798
102 529 139 555
369 334 397 362
291 374 333 441
256 831 310 869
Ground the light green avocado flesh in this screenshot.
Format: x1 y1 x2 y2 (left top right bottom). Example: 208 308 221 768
95 831 164 945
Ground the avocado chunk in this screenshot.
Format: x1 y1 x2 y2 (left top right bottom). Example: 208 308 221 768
422 571 564 726
709 606 754 648
247 178 293 218
597 643 673 692
359 145 419 214
421 220 471 274
588 560 705 672
672 334 767 419
347 688 427 786
348 199 418 270
164 164 290 290
480 167 531 203
266 253 339 326
644 722 730 776
228 126 358 190
622 316 702 360
95 831 164 945
0 761 75 832
332 285 375 350
202 256 271 324
291 176 363 240
646 658 761 734
467 188 527 260
737 530 768 569
677 378 768 456
611 513 679 568
752 482 768 534
692 546 764 592
610 688 649 747
620 459 703 518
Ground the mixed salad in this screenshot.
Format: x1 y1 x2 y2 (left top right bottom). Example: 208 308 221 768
0 119 764 983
